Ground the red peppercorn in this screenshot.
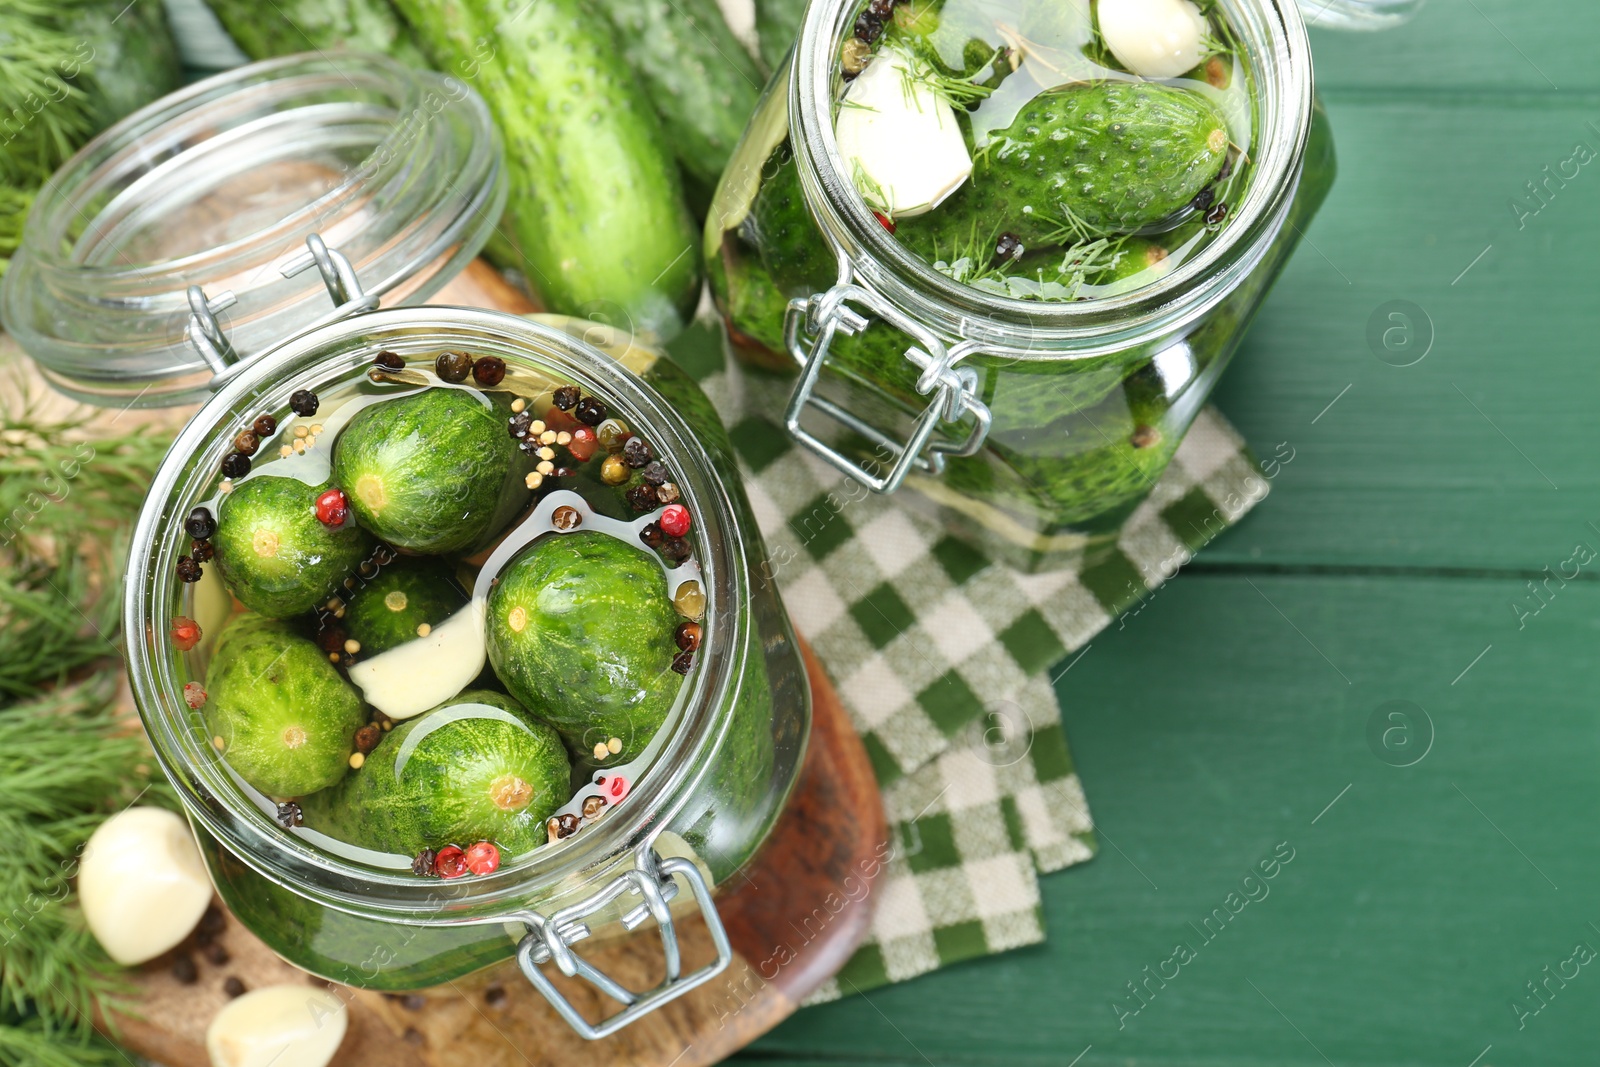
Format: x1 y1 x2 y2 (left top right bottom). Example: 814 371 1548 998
567 425 598 462
465 841 501 876
608 776 630 802
171 616 203 651
434 845 469 878
660 504 691 538
873 210 896 233
315 488 350 527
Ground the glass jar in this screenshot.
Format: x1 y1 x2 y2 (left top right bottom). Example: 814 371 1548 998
1 55 811 1039
706 0 1353 571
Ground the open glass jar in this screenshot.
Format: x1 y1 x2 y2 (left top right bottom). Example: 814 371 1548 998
706 0 1350 571
1 55 810 1039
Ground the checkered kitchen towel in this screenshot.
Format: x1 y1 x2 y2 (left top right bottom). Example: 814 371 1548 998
664 321 1271 998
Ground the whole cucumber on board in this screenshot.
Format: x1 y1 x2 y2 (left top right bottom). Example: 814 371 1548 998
395 0 702 339
592 0 764 200
202 0 426 66
755 0 808 72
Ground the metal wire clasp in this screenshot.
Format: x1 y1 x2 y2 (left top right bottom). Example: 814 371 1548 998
184 233 379 388
511 844 732 1040
782 282 992 493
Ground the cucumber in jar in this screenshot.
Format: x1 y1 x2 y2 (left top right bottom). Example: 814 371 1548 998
302 690 570 856
486 531 683 763
330 387 527 556
342 557 470 656
212 475 375 619
392 0 702 337
204 615 367 798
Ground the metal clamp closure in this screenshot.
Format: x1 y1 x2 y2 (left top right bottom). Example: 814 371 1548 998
783 282 992 494
184 233 379 389
511 845 732 1040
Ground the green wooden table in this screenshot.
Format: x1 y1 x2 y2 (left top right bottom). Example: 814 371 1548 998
734 3 1600 1064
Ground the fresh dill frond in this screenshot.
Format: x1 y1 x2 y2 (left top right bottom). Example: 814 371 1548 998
850 157 891 213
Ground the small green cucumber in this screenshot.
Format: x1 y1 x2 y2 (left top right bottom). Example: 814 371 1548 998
592 0 765 196
331 388 526 556
213 476 374 619
393 0 701 337
343 557 469 656
205 615 366 798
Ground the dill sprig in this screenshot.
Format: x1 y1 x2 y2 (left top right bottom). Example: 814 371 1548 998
0 375 172 700
0 0 97 187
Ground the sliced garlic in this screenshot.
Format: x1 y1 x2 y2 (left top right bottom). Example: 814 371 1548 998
1097 0 1209 80
206 985 348 1067
78 807 213 966
347 599 487 720
834 47 972 218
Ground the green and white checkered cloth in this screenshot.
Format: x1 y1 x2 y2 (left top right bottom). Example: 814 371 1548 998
665 321 1270 998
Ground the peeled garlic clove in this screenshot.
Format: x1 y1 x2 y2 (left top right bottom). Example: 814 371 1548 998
79 807 213 965
1098 0 1209 80
206 985 348 1067
835 48 973 218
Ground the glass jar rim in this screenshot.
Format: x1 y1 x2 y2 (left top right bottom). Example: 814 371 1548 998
0 53 506 407
790 0 1314 352
123 307 749 925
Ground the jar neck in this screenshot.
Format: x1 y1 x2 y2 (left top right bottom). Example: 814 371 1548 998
788 0 1314 356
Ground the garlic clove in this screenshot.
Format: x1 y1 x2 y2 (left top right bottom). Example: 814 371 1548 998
79 807 213 966
1097 0 1209 80
835 47 973 219
346 599 487 720
206 985 348 1067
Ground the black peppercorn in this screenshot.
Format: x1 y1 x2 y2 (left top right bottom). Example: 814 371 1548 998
854 10 884 42
223 976 246 998
175 556 203 583
675 621 702 652
412 848 438 877
203 942 231 966
1191 187 1216 213
185 506 216 540
275 801 303 828
639 522 665 549
660 537 691 564
574 396 607 425
671 650 694 675
508 410 534 440
551 813 581 838
1205 202 1230 226
552 385 580 410
232 430 260 457
436 351 473 382
354 723 381 753
622 436 653 468
374 350 405 370
289 389 319 417
626 484 659 512
171 955 198 985
869 0 895 15
219 452 250 479
252 414 277 438
199 905 226 936
995 232 1024 264
191 539 214 563
641 461 669 486
473 355 506 387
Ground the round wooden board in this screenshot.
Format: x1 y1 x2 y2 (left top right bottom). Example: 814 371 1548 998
105 640 881 1067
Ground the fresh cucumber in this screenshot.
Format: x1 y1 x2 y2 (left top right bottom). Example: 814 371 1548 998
755 0 808 72
213 475 374 619
393 0 701 338
202 0 426 66
592 0 764 199
61 0 182 131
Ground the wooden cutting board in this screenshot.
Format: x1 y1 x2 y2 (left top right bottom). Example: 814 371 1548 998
92 263 888 1067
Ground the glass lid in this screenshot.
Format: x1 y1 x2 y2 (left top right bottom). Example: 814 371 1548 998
0 52 507 408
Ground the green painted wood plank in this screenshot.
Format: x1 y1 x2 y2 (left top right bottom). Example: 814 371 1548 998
1196 90 1600 571
736 573 1600 1066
